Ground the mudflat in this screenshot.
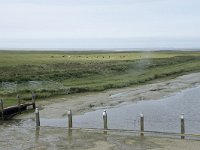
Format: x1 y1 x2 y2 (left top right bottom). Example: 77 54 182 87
0 126 200 150
0 72 200 150
16 72 200 119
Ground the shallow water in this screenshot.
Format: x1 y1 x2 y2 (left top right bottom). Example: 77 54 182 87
1 85 200 149
40 86 200 134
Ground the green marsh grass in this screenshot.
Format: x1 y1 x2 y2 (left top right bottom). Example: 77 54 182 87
0 51 200 107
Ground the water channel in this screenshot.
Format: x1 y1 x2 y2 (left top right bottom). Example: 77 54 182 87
40 86 200 134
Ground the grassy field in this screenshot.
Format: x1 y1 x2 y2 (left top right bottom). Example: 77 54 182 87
0 50 200 107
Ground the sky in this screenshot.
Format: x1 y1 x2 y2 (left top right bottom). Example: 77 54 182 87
0 0 200 50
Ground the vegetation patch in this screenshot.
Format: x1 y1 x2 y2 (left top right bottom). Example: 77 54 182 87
0 50 200 107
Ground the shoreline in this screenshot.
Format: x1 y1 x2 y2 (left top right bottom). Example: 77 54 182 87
3 72 200 150
16 72 200 119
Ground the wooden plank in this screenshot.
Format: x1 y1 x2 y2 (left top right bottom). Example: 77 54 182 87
0 103 33 119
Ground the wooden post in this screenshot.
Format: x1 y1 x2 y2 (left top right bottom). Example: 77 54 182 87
0 99 4 120
32 92 36 109
16 94 21 113
35 108 40 127
103 110 107 129
68 110 72 128
140 113 144 136
180 114 185 139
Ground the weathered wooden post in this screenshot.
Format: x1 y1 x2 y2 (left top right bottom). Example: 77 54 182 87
68 110 72 128
103 110 107 129
35 108 40 127
180 114 185 139
0 99 4 120
32 92 36 109
16 94 21 113
140 113 144 136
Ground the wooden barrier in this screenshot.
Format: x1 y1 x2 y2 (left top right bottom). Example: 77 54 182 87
0 93 36 120
33 109 190 139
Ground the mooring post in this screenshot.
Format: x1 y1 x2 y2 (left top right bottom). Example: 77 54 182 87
32 92 36 109
0 99 4 120
35 108 40 127
68 110 72 128
16 94 21 113
180 114 185 139
140 113 144 136
103 110 108 129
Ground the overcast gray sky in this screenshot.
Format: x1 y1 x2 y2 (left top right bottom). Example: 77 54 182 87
0 0 200 49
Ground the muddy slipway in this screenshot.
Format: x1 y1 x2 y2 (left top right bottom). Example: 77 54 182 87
34 85 200 134
1 72 200 150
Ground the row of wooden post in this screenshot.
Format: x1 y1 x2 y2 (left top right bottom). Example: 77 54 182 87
16 93 36 111
140 113 185 139
0 92 36 120
35 109 185 139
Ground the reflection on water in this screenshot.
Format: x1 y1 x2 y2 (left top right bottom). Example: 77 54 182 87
41 86 200 134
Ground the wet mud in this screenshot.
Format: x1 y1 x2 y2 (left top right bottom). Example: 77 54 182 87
1 125 200 150
1 72 200 149
16 72 200 119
